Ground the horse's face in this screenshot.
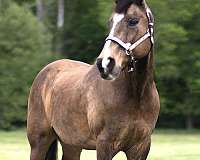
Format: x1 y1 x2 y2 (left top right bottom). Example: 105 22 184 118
96 0 153 80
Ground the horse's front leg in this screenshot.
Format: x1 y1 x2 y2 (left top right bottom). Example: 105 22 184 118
124 138 151 160
96 136 114 160
61 143 81 160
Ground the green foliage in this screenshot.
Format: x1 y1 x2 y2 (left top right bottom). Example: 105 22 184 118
60 0 106 62
0 2 54 129
148 0 200 127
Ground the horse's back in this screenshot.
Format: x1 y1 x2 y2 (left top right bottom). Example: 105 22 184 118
43 59 91 73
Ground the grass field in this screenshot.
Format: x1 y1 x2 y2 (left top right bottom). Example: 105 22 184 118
0 129 200 160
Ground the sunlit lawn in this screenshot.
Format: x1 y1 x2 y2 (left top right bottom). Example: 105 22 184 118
0 129 200 160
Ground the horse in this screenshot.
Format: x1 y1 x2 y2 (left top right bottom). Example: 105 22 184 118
27 0 160 160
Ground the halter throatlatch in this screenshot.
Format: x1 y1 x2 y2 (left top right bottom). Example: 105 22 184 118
105 7 154 72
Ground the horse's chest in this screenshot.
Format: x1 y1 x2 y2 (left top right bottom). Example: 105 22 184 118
112 117 151 149
90 109 151 151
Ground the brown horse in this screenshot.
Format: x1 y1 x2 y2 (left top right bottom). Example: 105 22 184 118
27 0 160 160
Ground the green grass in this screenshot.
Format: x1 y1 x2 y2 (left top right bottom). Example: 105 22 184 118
0 129 200 160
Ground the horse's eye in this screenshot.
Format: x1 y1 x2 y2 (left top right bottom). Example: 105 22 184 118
128 18 139 27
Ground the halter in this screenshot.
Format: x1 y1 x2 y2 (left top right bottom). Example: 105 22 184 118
105 7 154 72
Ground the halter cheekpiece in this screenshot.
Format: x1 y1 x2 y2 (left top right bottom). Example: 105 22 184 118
105 7 154 72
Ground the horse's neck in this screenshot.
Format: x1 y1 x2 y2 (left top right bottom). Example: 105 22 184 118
121 53 154 99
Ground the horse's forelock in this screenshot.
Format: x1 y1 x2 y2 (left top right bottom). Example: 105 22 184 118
115 0 144 13
115 0 133 13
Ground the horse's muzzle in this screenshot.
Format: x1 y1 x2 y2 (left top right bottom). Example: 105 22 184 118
96 57 116 80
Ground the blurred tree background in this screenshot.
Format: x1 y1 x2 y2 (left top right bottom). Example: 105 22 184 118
0 0 199 130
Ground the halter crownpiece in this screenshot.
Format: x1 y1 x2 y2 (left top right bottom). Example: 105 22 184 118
105 7 154 72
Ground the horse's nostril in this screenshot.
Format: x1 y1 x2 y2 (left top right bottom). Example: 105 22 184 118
107 57 115 72
96 58 104 73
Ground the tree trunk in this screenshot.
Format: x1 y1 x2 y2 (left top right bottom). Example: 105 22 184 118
57 0 64 28
186 114 193 130
36 0 45 21
54 0 65 53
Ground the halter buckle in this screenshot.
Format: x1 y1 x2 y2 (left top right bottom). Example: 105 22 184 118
125 50 130 56
128 56 136 72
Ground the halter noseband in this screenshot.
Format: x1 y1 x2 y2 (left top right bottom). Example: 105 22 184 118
105 7 154 72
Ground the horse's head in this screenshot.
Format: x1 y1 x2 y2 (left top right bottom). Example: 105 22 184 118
96 0 154 80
